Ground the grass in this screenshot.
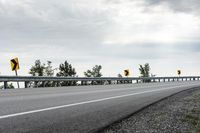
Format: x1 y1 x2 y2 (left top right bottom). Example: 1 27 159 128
182 112 200 132
182 92 200 133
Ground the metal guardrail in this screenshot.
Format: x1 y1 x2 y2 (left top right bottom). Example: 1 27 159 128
0 76 200 89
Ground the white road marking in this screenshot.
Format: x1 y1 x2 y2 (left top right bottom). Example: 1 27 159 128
0 84 199 120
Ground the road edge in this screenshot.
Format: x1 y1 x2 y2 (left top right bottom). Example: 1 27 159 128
96 86 200 133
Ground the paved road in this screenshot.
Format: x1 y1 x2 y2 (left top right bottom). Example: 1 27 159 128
0 81 200 133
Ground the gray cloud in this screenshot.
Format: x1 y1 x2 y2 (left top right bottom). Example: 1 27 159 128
0 0 111 45
145 0 200 14
0 0 200 76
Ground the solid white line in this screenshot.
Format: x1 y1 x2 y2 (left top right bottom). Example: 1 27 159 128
0 84 198 120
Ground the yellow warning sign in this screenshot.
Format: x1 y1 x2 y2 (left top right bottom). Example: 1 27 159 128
177 70 181 76
124 69 130 77
10 58 20 71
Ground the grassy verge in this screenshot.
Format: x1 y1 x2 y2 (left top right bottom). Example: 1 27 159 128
182 94 200 133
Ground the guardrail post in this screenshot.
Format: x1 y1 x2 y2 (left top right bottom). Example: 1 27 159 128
100 80 103 85
56 81 59 87
43 81 46 87
4 81 7 89
25 81 28 88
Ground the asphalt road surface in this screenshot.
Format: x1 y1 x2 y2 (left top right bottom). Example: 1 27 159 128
0 81 200 133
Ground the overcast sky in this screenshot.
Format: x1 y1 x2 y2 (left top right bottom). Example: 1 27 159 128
0 0 200 77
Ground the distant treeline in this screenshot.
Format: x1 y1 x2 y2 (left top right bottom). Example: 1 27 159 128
28 60 103 87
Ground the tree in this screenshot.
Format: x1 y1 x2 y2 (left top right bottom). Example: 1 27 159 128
84 65 102 77
0 83 14 89
56 60 77 86
84 65 103 85
29 60 45 76
7 83 15 89
118 74 122 78
45 61 54 77
139 63 151 82
29 60 55 87
44 61 55 87
117 73 123 84
29 60 46 87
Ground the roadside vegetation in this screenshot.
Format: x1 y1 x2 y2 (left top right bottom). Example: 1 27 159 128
182 94 200 132
28 60 104 87
139 63 151 83
26 59 152 87
0 59 153 88
0 83 14 89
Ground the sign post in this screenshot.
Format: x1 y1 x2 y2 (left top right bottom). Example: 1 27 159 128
10 58 20 88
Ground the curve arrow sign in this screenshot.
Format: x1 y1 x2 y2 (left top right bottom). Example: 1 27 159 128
10 58 20 71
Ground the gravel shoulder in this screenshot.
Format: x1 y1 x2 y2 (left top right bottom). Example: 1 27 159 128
100 87 200 133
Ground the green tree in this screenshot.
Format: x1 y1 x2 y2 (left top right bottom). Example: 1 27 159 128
84 65 102 77
7 83 15 89
0 83 15 89
117 73 123 84
29 60 46 87
84 65 103 85
29 60 45 76
45 61 54 77
56 60 77 86
139 63 151 82
29 60 56 87
44 61 56 87
118 74 122 78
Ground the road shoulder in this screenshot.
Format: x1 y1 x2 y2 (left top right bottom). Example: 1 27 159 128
101 87 200 133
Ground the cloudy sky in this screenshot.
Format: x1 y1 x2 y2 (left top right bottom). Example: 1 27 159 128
0 0 200 77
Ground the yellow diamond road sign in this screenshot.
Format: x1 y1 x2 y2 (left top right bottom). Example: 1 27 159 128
10 58 20 71
124 69 130 77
